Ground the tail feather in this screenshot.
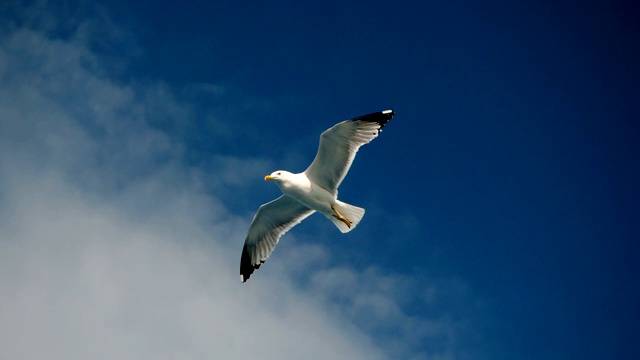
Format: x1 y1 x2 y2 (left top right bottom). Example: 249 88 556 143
327 201 365 233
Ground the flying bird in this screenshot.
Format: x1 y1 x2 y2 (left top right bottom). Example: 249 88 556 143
240 109 395 282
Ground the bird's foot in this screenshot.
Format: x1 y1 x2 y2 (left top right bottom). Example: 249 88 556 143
331 204 352 228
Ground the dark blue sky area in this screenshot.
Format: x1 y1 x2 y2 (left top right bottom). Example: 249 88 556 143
113 1 639 359
13 1 639 358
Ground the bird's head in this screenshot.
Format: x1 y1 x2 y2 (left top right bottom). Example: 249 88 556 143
264 170 288 182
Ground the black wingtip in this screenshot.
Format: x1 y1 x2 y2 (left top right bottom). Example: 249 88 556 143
351 109 395 129
240 244 254 283
240 244 262 283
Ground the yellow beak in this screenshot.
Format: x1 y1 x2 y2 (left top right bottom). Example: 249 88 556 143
265 175 275 181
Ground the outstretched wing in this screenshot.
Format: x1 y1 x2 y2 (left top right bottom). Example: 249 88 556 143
304 110 394 194
240 195 315 282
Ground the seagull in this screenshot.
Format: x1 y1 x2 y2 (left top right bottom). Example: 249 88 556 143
240 109 395 282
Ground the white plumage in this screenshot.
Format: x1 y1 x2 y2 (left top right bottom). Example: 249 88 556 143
240 109 395 282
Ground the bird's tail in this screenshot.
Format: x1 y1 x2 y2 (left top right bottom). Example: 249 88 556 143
327 200 365 233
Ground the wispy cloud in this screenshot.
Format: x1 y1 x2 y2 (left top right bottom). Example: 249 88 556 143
0 5 475 359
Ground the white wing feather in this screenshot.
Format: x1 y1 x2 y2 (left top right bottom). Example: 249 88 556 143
240 195 314 282
304 110 394 193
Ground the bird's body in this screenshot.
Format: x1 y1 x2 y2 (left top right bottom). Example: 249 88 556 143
266 170 364 232
240 109 395 282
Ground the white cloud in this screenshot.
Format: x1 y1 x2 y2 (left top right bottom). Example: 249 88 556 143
0 5 473 360
0 168 383 359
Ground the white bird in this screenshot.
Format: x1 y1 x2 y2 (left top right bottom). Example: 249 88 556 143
240 109 395 282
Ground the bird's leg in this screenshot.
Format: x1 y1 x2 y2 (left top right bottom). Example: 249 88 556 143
331 204 352 228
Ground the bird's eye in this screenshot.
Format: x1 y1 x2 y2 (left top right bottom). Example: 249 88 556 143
277 172 281 175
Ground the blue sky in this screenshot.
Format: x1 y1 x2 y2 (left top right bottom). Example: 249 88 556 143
1 1 638 359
